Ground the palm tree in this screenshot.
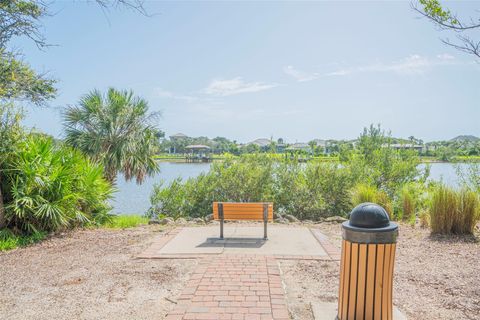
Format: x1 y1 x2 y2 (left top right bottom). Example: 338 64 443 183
63 88 160 184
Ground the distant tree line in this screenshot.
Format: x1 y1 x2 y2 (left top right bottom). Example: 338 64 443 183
159 130 480 161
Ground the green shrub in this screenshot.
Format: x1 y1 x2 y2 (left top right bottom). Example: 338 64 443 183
183 173 216 218
302 163 353 218
103 215 148 229
149 155 354 220
211 155 275 202
2 136 113 233
429 185 480 234
349 124 425 197
149 178 187 219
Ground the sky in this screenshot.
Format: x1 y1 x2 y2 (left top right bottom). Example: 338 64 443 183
16 1 480 143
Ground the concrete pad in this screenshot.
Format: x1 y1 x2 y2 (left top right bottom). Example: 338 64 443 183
311 301 407 320
156 226 328 256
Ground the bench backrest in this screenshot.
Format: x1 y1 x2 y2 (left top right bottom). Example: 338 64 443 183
212 202 274 221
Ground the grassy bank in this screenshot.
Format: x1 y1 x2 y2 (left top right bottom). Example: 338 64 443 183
102 215 149 229
0 230 47 251
0 215 148 251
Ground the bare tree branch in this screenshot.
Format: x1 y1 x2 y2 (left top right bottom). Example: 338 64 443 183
411 0 480 59
93 0 150 17
441 36 480 59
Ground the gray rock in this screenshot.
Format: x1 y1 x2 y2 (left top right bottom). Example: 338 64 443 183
148 218 161 225
284 214 300 223
325 216 348 223
192 217 205 224
205 214 214 222
209 220 220 225
159 217 174 225
175 218 187 225
303 219 314 224
274 218 288 224
273 212 283 219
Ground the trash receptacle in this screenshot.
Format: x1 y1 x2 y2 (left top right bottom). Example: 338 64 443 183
337 202 398 320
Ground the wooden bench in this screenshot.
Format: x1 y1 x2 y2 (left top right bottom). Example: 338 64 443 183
213 202 274 240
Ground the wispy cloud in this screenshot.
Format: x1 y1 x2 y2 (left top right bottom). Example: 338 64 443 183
203 77 279 96
436 53 455 61
283 66 319 82
340 54 452 75
284 54 461 81
154 88 198 102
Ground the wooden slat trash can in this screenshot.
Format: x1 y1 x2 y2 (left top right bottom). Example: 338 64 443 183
337 202 398 320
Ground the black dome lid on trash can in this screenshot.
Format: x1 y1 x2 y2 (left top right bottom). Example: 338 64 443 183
350 202 390 228
342 202 398 235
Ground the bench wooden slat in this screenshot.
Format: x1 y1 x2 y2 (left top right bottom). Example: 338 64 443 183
212 202 273 222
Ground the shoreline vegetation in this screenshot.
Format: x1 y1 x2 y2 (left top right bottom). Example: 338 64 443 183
148 126 480 238
154 153 480 163
2 104 479 253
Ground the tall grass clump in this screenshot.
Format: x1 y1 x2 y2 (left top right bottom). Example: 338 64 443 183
400 187 415 221
429 185 480 234
352 184 393 217
352 184 377 204
429 185 457 234
455 189 480 234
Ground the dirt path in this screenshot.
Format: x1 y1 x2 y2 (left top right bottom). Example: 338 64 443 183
0 226 196 320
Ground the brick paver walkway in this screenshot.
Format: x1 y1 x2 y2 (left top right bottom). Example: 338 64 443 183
165 255 289 320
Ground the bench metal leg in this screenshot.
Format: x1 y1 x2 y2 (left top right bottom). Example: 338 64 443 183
220 218 224 239
263 203 268 240
218 203 224 239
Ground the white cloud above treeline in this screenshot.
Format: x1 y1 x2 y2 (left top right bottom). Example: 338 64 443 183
284 53 461 81
202 77 279 96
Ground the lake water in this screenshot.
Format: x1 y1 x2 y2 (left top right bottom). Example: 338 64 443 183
111 162 473 215
112 162 211 215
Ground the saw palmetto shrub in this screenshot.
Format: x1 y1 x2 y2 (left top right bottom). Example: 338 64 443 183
2 136 113 233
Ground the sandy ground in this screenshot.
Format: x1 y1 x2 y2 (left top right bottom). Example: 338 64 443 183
281 222 480 320
0 226 196 320
1 222 479 320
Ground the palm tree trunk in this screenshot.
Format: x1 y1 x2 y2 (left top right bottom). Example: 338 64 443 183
105 168 117 185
